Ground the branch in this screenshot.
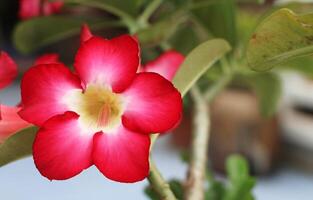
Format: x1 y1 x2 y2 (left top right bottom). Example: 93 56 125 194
185 86 210 200
138 0 163 27
148 160 177 200
204 73 232 102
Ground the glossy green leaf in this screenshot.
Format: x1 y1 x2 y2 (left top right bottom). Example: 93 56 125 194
13 16 118 54
0 127 37 167
245 73 281 117
246 8 313 71
173 39 231 95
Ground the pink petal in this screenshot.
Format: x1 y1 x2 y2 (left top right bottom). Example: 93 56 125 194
42 0 64 16
122 72 182 134
0 105 31 143
0 51 18 90
143 50 184 81
33 112 93 180
74 36 140 92
93 125 150 183
19 64 82 126
80 24 93 45
19 0 41 20
34 53 61 65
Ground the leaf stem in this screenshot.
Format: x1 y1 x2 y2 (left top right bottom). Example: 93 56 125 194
65 0 139 33
137 0 163 28
204 72 232 102
148 160 178 200
185 86 210 200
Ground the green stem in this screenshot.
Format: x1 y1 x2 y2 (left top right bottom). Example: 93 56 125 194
137 0 164 28
187 0 219 10
204 73 232 102
65 0 139 33
148 160 177 200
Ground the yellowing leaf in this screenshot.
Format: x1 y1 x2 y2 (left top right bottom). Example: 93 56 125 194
246 8 313 71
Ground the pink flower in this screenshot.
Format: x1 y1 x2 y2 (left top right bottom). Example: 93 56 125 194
19 31 183 182
81 24 185 82
0 52 18 90
19 0 63 20
141 50 184 81
0 105 31 143
0 52 60 143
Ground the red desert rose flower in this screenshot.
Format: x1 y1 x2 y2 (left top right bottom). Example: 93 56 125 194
19 0 63 20
0 51 60 143
0 105 31 143
141 50 184 81
0 51 18 90
80 24 185 82
19 34 183 183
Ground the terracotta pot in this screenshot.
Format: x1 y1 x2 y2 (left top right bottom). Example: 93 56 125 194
172 89 281 174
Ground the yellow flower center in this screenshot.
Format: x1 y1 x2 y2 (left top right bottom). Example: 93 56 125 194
63 84 123 132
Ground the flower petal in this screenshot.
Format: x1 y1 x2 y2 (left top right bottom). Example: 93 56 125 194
0 105 31 143
122 72 182 134
19 63 82 126
42 0 64 16
143 50 184 81
19 0 40 20
93 125 150 183
74 36 140 92
33 112 93 180
34 53 61 65
0 51 18 89
80 24 93 45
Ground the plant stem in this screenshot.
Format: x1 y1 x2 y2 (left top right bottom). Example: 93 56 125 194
65 0 139 33
137 0 163 28
148 160 177 200
185 86 210 200
204 73 232 102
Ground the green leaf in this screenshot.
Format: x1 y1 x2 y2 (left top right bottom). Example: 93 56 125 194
144 179 184 200
64 0 140 31
205 180 225 200
279 56 313 78
13 16 118 54
170 24 200 55
223 154 256 200
173 39 231 96
65 0 143 17
0 127 37 167
169 180 184 200
246 73 281 117
246 8 313 71
137 12 187 47
226 155 249 182
192 0 237 47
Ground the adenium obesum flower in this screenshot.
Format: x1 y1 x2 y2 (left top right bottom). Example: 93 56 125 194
80 24 185 82
19 0 63 20
18 27 184 182
0 52 61 143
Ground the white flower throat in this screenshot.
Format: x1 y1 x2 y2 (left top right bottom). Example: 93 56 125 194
64 84 124 132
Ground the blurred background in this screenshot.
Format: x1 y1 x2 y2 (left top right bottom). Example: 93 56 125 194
1 0 313 199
